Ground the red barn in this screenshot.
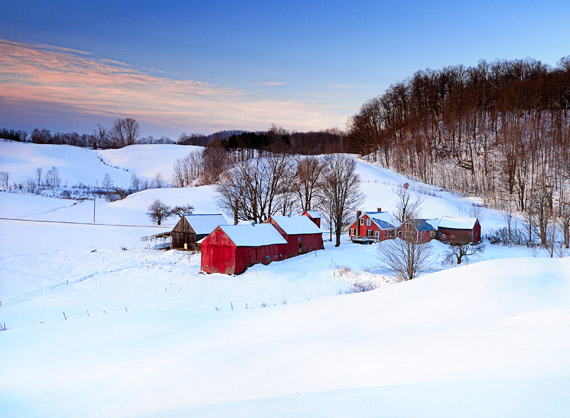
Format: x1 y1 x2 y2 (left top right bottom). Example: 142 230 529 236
437 217 481 244
201 224 287 275
348 209 399 243
265 215 324 257
302 210 323 228
396 219 437 243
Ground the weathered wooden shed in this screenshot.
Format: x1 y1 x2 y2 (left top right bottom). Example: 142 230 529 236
437 217 481 244
171 213 228 250
201 223 287 275
265 215 324 257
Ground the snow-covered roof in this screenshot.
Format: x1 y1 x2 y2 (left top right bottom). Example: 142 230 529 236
269 215 322 235
365 211 399 230
184 214 228 235
408 219 437 232
219 224 287 247
304 210 323 219
424 218 441 230
438 216 478 230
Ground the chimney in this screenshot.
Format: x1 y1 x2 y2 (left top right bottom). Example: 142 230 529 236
377 207 382 212
356 210 362 238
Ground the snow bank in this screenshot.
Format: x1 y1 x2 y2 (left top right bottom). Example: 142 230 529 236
1 257 569 417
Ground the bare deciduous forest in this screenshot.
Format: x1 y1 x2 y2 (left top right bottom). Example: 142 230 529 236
347 57 570 247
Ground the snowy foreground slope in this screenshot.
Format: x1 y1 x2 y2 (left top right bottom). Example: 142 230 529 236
2 257 570 417
1 141 570 417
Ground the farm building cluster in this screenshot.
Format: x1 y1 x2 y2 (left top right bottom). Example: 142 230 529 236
348 209 481 246
147 207 480 275
147 211 324 275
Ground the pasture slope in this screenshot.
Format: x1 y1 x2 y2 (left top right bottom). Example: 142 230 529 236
1 140 569 417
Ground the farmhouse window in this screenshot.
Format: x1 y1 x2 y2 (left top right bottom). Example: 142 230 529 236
366 218 371 226
398 231 402 238
405 223 409 229
367 229 373 236
375 231 379 239
298 237 301 241
360 219 364 226
405 231 408 238
266 255 270 260
442 233 446 239
451 235 455 240
349 228 355 236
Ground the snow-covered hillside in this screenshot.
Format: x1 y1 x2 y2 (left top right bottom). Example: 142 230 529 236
1 142 569 417
0 140 201 189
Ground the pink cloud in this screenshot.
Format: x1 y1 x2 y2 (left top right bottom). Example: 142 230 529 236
0 39 346 132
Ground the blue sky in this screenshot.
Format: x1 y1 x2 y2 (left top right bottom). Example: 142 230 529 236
0 0 568 137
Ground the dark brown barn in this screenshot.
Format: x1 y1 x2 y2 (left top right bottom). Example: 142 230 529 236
437 217 481 244
396 219 437 243
201 223 287 275
171 214 228 250
265 215 324 257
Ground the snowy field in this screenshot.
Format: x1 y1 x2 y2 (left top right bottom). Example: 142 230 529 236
1 140 569 417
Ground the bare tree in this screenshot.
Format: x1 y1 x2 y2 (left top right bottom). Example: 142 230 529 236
147 199 171 225
216 170 242 225
444 243 485 265
35 167 43 187
102 173 114 192
130 174 141 192
559 201 570 249
172 151 203 187
318 154 363 246
25 177 37 194
152 173 164 188
170 204 194 219
293 156 325 213
92 123 107 149
378 238 431 281
45 166 61 189
528 180 554 246
110 118 140 147
392 183 422 223
202 138 231 184
0 171 9 191
216 153 293 224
